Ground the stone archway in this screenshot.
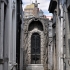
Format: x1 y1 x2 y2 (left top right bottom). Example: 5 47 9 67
27 29 45 64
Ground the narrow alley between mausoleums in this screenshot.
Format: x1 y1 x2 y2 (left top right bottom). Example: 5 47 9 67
0 0 70 70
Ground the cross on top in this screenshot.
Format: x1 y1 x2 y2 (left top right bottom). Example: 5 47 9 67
32 0 40 7
35 0 37 4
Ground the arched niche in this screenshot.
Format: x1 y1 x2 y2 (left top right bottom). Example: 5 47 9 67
28 20 43 31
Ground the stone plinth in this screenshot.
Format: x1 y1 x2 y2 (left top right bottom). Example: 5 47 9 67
26 64 44 70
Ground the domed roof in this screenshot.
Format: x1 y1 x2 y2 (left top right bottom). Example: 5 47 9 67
25 4 35 9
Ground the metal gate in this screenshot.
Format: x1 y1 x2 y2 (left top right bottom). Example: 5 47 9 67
31 33 41 64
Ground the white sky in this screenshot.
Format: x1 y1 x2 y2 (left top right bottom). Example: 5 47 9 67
22 0 52 16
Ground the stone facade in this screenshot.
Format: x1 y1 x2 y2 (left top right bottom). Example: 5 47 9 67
48 0 70 70
0 0 23 70
23 17 48 70
63 0 70 70
47 20 53 70
49 0 64 70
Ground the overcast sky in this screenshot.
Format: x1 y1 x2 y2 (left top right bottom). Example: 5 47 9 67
22 0 52 16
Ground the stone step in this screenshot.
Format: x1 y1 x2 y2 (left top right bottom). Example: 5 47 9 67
26 64 44 70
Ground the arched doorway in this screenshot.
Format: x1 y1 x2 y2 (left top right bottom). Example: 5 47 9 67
31 33 41 64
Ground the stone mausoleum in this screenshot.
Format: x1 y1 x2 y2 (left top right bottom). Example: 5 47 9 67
23 17 48 70
23 1 49 70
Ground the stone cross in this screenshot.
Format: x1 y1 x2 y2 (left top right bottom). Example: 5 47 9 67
35 0 40 7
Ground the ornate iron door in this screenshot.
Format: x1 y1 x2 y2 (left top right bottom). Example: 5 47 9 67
31 33 41 64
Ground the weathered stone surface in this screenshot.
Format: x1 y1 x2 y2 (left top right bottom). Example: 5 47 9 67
26 64 44 70
23 17 48 70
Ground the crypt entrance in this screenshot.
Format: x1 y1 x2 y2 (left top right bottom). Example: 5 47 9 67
23 17 48 70
31 33 41 64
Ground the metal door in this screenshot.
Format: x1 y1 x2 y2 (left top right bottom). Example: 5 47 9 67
31 33 41 64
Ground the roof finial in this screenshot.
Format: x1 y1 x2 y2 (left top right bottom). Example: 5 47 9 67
35 0 37 4
34 0 40 7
